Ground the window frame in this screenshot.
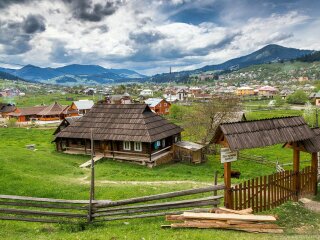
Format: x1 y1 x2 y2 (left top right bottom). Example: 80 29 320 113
134 142 142 152
123 141 131 151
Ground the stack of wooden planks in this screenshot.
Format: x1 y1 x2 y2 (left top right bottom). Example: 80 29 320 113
164 207 283 233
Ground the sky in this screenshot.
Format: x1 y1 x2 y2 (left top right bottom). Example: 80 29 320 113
0 0 319 75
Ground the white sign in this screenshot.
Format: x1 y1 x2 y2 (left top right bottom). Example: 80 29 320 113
221 148 237 163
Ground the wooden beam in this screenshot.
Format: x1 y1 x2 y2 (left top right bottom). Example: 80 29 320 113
293 143 300 201
311 152 318 195
224 162 233 209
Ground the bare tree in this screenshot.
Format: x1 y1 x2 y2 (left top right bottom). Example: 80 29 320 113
183 96 242 145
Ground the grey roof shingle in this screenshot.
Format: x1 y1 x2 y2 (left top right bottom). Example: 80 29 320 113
55 103 183 142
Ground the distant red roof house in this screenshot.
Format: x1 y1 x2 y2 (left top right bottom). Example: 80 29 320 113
145 98 171 115
8 102 71 122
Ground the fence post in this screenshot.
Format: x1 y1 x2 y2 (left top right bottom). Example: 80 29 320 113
293 144 300 201
311 152 318 195
213 170 218 208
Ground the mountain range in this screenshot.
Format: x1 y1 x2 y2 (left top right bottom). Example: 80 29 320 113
0 44 316 85
0 64 147 85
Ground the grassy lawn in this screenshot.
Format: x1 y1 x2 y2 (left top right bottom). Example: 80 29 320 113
0 127 319 239
8 93 100 107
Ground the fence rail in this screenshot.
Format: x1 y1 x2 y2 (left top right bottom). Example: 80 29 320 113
0 184 224 224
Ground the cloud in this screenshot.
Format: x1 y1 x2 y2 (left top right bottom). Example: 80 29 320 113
0 0 319 75
0 14 46 55
22 14 46 34
63 0 124 22
0 0 33 9
49 41 75 63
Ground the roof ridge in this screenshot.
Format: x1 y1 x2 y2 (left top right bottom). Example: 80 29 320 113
220 115 302 125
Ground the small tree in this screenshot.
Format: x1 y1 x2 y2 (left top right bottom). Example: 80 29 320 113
286 90 308 105
303 102 318 127
183 96 242 144
274 95 285 107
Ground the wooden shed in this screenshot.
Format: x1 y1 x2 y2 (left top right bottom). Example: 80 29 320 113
173 141 205 164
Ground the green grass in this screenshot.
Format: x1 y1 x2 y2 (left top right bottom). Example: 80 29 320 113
246 109 303 120
7 93 100 107
0 128 319 239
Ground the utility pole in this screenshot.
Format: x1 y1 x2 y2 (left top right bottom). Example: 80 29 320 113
316 107 319 128
88 128 95 223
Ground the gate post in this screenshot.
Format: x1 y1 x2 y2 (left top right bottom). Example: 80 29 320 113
293 144 300 201
311 152 318 195
224 162 233 209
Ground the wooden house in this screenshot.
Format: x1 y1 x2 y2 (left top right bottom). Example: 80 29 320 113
53 116 82 135
145 98 171 115
54 103 183 167
37 102 69 121
68 100 94 115
0 103 16 117
8 102 69 122
8 106 47 122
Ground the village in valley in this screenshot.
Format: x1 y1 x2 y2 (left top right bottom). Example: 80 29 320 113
1 1 320 240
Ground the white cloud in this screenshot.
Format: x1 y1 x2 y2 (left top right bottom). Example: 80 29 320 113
0 0 319 75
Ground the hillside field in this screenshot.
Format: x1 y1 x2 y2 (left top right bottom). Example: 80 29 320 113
0 127 319 239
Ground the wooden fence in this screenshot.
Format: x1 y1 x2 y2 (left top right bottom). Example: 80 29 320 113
231 166 317 212
0 185 224 224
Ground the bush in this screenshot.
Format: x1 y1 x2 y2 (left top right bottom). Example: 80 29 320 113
6 118 17 127
286 90 308 105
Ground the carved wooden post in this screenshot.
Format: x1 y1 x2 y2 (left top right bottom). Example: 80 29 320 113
224 162 232 209
311 152 318 195
293 143 300 201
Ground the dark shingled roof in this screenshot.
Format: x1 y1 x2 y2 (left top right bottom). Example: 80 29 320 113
37 102 66 116
55 103 183 142
298 128 320 153
214 116 315 151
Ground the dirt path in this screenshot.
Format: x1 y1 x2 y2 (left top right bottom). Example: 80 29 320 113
77 177 213 186
299 198 320 213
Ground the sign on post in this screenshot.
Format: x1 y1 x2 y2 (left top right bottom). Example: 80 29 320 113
221 148 237 163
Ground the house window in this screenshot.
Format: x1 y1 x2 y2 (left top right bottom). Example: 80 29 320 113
162 139 166 147
134 142 142 152
123 141 131 150
164 103 167 107
174 136 178 143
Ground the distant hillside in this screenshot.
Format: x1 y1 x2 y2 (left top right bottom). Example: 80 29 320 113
296 51 320 62
0 70 27 82
197 44 313 72
0 64 147 85
144 44 314 83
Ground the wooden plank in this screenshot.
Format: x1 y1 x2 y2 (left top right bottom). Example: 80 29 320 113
259 176 263 212
93 200 219 217
0 201 88 210
0 216 63 223
182 212 277 222
168 222 284 233
293 146 300 201
94 185 224 208
251 178 255 211
255 177 259 212
239 183 242 210
263 176 267 211
224 162 232 209
243 181 247 209
247 179 251 208
234 185 238 210
0 208 87 218
0 195 92 204
214 207 253 215
95 196 222 212
95 211 185 222
267 175 271 210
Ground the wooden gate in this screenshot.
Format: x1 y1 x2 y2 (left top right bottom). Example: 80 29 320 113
231 166 317 212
